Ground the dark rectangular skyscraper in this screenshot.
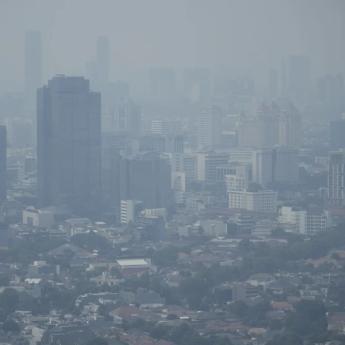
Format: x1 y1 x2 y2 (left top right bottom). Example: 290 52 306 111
25 31 42 112
37 75 101 214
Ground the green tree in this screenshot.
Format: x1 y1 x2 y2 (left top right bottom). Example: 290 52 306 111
0 288 19 315
286 300 327 340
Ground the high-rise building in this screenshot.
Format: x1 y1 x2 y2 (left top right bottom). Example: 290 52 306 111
0 126 7 202
197 106 222 150
330 119 345 150
196 152 229 184
225 163 251 192
183 68 210 103
284 55 311 106
25 31 42 113
277 102 302 147
252 149 273 187
118 153 172 209
328 151 345 207
238 102 301 149
120 200 142 224
111 100 141 136
37 76 101 214
317 74 345 120
252 147 299 187
272 147 299 184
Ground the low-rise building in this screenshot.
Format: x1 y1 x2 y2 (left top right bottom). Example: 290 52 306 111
22 207 55 228
229 190 277 213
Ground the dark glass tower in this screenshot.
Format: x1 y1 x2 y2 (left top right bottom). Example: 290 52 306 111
37 76 101 214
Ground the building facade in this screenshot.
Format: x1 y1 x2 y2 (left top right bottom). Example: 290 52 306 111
37 76 101 214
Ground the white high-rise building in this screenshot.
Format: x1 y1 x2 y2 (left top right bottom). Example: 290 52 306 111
120 200 141 224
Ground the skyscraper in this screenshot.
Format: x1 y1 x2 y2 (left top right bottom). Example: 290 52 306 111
330 118 345 150
25 31 42 113
119 153 172 209
285 55 311 107
0 126 7 202
183 68 211 103
197 106 222 150
37 76 101 214
328 151 345 207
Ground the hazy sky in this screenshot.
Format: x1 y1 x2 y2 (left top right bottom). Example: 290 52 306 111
0 0 344 92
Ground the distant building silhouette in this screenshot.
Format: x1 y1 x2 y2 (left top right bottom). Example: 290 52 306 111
25 31 42 113
330 119 345 150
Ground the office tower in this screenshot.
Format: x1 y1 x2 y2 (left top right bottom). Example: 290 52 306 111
285 55 311 106
149 68 176 101
272 147 299 184
111 100 141 136
268 68 279 99
183 68 210 103
238 102 301 149
37 76 101 214
252 149 274 187
102 80 131 108
328 151 345 207
118 153 172 209
252 147 299 187
183 154 198 185
237 116 263 148
278 103 302 147
330 119 345 150
317 74 345 120
151 120 169 136
8 118 33 148
102 81 131 132
139 135 166 153
257 107 279 148
197 106 222 150
238 106 279 149
25 31 42 113
85 36 110 93
196 152 229 184
0 126 7 201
